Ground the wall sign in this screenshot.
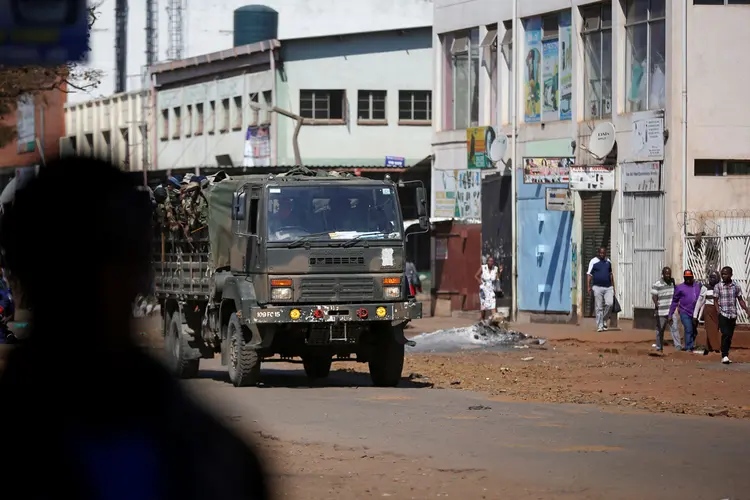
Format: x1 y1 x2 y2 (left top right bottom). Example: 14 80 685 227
569 165 615 191
523 157 573 184
621 161 661 192
545 187 573 211
631 111 664 161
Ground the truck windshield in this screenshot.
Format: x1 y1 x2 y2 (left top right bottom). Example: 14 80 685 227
267 185 402 242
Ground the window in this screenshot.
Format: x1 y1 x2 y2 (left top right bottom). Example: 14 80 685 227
232 96 242 130
249 93 260 125
262 91 272 124
207 101 215 134
694 0 750 4
582 2 613 119
172 107 181 139
357 90 387 123
185 105 193 136
398 91 432 124
220 98 230 132
500 21 513 124
450 28 480 129
625 0 666 112
694 160 750 176
160 109 168 140
481 24 498 124
300 90 346 121
195 103 204 135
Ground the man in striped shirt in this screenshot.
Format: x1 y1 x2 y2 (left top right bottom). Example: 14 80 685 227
651 266 681 352
714 266 749 364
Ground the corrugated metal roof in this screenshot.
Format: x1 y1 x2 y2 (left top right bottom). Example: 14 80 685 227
149 39 280 74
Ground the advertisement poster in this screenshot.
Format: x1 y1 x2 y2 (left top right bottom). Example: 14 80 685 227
466 126 498 169
432 169 482 219
16 95 35 154
542 39 559 121
523 16 542 123
631 110 665 161
243 125 271 167
523 157 573 184
558 11 573 120
569 165 615 191
545 187 573 211
621 161 661 192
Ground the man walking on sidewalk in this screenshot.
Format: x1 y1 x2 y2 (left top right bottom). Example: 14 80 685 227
668 270 701 352
713 266 749 364
587 247 615 332
651 266 682 352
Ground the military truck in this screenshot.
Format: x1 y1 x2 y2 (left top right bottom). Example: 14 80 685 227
154 168 427 387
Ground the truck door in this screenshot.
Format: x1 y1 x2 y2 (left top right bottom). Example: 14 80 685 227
245 186 261 272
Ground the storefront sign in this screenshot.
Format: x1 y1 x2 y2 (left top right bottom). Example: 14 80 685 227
545 187 573 211
385 156 405 167
523 157 573 184
621 161 661 192
466 127 489 169
631 111 664 161
569 165 615 191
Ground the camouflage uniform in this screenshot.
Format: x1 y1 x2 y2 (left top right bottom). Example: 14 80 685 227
164 188 181 233
182 182 209 232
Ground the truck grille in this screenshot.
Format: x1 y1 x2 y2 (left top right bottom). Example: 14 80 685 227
300 277 375 302
309 256 365 266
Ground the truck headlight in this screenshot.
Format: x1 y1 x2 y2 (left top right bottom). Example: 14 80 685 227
271 287 293 300
383 286 401 299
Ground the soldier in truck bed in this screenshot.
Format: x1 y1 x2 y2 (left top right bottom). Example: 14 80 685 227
182 178 209 232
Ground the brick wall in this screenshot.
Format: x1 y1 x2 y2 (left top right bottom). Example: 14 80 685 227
0 84 67 170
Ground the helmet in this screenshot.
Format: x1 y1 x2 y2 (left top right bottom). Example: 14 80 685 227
153 185 167 204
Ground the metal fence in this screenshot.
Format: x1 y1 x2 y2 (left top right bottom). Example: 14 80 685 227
680 210 750 324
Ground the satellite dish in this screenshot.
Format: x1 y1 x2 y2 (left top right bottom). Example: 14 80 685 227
489 135 508 163
587 122 616 159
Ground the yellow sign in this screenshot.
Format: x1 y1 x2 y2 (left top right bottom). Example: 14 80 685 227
466 127 488 169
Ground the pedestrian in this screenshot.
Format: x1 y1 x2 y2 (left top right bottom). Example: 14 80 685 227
650 266 682 352
404 257 421 297
693 270 721 356
713 266 749 364
586 247 615 332
668 270 702 352
0 158 272 500
475 256 502 322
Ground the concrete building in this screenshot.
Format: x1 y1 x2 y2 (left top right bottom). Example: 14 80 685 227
75 0 434 104
432 0 750 324
62 90 150 171
149 27 433 170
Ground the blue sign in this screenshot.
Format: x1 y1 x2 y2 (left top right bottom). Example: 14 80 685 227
385 156 406 168
0 0 90 65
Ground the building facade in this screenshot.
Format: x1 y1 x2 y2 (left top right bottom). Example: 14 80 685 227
433 0 750 323
76 0 434 103
0 87 67 171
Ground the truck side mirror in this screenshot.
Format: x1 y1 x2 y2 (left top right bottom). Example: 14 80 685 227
232 191 246 221
415 187 427 217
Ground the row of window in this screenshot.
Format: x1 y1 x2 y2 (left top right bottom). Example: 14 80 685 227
445 0 667 129
299 89 432 123
694 160 750 176
160 89 433 140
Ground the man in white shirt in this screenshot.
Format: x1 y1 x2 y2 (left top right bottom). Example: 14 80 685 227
587 247 615 332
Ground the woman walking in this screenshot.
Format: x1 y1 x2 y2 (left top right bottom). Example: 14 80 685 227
694 270 721 355
475 256 502 322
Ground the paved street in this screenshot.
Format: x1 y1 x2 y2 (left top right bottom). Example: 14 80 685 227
188 357 750 499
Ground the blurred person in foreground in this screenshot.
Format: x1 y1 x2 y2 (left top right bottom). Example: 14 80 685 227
0 158 272 500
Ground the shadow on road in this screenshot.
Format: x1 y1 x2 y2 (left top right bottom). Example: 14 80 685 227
198 367 433 389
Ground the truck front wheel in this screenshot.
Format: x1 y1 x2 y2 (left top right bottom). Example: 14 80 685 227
227 313 261 387
368 324 405 387
165 311 200 379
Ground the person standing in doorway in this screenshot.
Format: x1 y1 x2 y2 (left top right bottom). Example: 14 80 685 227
693 270 721 356
587 247 615 332
651 266 681 353
668 270 702 353
713 266 749 364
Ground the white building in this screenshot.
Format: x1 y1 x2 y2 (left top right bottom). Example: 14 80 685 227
75 0 434 104
432 0 750 324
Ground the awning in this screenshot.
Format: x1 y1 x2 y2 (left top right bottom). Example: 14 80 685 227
403 217 453 231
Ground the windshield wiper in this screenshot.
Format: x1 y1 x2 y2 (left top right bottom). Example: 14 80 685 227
287 231 332 248
341 232 382 248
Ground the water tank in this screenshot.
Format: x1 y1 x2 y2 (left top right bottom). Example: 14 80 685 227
233 5 279 47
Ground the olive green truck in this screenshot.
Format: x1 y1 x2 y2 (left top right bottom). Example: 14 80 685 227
154 169 426 387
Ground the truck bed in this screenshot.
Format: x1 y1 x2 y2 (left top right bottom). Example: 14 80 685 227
152 230 212 300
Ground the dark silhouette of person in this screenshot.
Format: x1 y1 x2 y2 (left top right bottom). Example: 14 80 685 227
0 158 272 500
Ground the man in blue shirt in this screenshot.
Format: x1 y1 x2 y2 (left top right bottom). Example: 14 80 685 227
587 246 615 332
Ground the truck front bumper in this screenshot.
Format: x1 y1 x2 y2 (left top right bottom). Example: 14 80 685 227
248 300 422 324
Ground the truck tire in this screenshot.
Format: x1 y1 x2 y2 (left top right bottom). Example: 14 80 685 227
302 354 332 380
227 313 261 387
368 325 405 387
166 311 200 379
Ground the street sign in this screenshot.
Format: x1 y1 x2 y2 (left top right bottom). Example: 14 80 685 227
0 0 89 65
